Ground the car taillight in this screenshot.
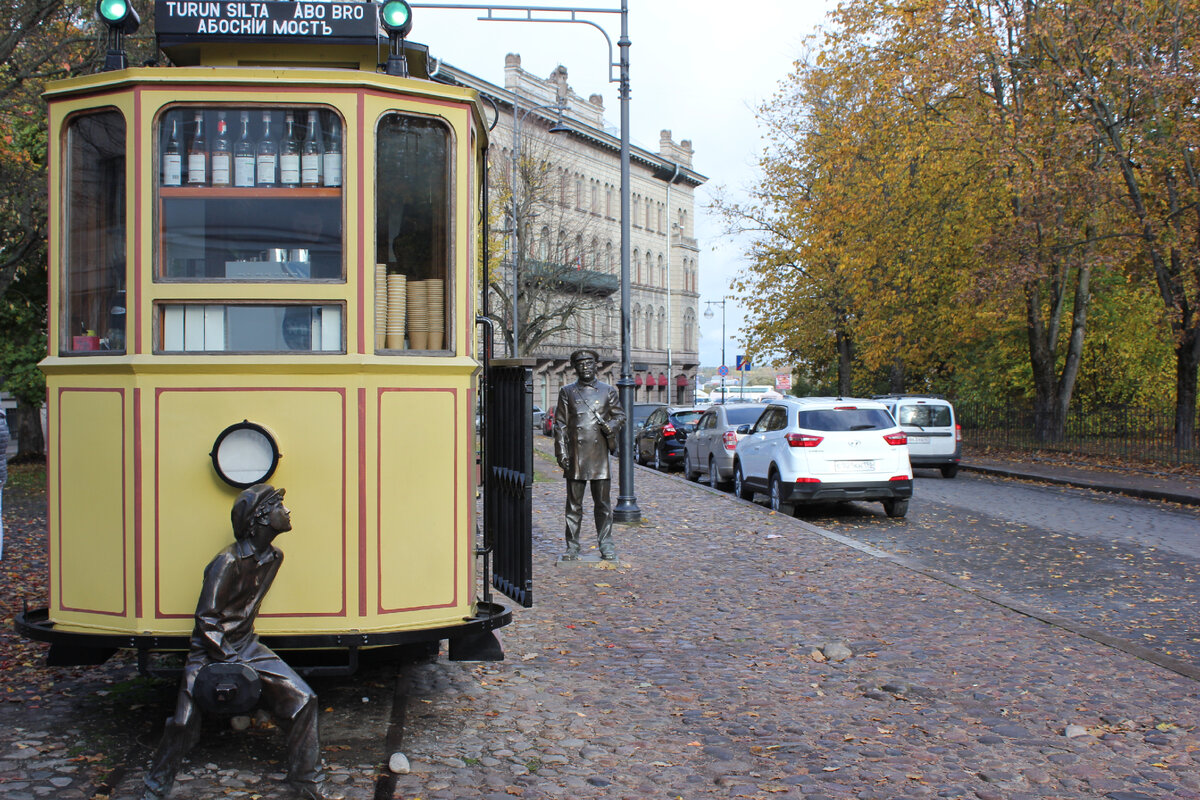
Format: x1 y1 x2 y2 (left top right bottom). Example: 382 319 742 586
795 477 821 484
890 475 910 481
786 433 823 447
955 423 962 442
663 423 677 437
722 430 738 450
884 432 908 446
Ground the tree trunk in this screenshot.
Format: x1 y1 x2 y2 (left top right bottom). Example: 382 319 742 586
835 328 854 397
12 403 44 460
1175 327 1200 452
888 357 905 394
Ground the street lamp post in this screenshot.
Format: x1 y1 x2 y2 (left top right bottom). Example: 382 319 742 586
412 0 640 521
509 98 567 358
704 300 726 402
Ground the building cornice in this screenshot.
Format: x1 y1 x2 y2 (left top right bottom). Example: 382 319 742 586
434 62 707 189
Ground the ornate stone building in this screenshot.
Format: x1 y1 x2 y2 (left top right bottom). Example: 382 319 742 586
443 55 705 411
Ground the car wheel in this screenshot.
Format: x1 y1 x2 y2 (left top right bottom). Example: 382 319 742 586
684 451 699 481
708 456 722 490
940 465 958 479
734 462 753 500
883 498 909 518
654 446 667 471
769 472 786 512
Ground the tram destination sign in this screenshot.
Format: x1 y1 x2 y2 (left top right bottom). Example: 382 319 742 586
156 0 381 47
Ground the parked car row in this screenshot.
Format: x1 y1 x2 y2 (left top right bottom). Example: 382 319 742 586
621 394 960 520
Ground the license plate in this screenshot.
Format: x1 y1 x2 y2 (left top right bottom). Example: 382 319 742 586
908 436 930 444
834 460 875 473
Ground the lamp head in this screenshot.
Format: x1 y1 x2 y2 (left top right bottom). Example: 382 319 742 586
380 0 413 37
97 0 140 71
380 0 413 77
98 0 140 34
704 305 714 319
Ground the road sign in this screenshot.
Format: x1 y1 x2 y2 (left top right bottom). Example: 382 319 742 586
736 355 750 371
717 365 729 377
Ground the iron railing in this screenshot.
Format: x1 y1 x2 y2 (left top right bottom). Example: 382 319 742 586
483 358 535 608
957 402 1200 466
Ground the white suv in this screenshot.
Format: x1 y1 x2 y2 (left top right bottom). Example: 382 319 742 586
732 397 914 518
874 395 961 478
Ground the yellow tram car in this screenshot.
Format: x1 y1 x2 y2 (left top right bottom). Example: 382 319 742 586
18 0 534 672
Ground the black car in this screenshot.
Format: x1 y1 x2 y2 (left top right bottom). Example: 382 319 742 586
635 405 704 471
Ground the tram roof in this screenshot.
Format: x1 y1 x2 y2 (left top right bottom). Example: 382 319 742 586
48 1 490 140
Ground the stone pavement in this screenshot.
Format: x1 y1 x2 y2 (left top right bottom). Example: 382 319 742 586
5 446 1200 800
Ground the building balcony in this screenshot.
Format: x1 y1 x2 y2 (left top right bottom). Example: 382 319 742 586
518 259 619 298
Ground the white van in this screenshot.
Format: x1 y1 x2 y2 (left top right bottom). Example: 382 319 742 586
874 395 961 478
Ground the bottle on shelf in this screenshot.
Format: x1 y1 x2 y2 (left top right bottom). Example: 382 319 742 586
256 110 278 187
301 110 322 187
322 114 342 188
234 110 255 188
187 110 208 186
162 115 182 187
211 111 232 187
280 111 300 188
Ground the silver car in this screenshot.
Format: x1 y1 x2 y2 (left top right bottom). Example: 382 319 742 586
683 403 765 489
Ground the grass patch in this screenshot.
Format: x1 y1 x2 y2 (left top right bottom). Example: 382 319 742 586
6 461 46 498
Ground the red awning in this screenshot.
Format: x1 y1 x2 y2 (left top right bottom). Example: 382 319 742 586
634 374 643 386
676 375 689 387
657 373 668 387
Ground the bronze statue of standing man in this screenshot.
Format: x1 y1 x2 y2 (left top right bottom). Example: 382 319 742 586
553 349 625 561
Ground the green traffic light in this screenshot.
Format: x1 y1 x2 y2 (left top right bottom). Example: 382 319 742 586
99 0 128 23
380 0 413 36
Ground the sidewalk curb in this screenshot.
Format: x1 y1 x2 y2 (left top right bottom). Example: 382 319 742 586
961 463 1200 507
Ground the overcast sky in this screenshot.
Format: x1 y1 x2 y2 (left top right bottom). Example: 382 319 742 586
409 0 833 369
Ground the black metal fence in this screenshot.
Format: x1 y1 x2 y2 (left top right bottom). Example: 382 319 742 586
957 402 1200 466
483 358 535 608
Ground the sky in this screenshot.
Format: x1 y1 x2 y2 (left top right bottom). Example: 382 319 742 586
408 0 833 369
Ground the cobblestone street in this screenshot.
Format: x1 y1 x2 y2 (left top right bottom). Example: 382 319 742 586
4 449 1200 799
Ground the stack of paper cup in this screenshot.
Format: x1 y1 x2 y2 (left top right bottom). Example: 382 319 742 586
406 280 429 350
375 264 387 350
385 273 407 349
424 278 444 350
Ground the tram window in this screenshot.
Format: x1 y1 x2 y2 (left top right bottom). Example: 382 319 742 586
159 303 343 353
156 107 344 282
64 110 127 354
375 114 451 352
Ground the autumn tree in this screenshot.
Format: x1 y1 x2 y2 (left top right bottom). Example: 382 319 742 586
1039 0 1200 448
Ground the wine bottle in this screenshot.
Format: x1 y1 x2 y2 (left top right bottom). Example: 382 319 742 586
322 115 342 188
256 110 278 187
301 110 322 187
187 110 208 186
233 111 255 188
279 111 300 187
162 116 182 187
211 111 232 187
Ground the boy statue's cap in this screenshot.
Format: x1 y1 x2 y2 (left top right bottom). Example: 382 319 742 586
231 484 285 538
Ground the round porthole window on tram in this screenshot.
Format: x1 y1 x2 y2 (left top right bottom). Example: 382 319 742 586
210 421 280 488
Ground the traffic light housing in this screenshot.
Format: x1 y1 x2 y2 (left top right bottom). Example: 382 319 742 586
97 0 141 71
380 0 413 77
